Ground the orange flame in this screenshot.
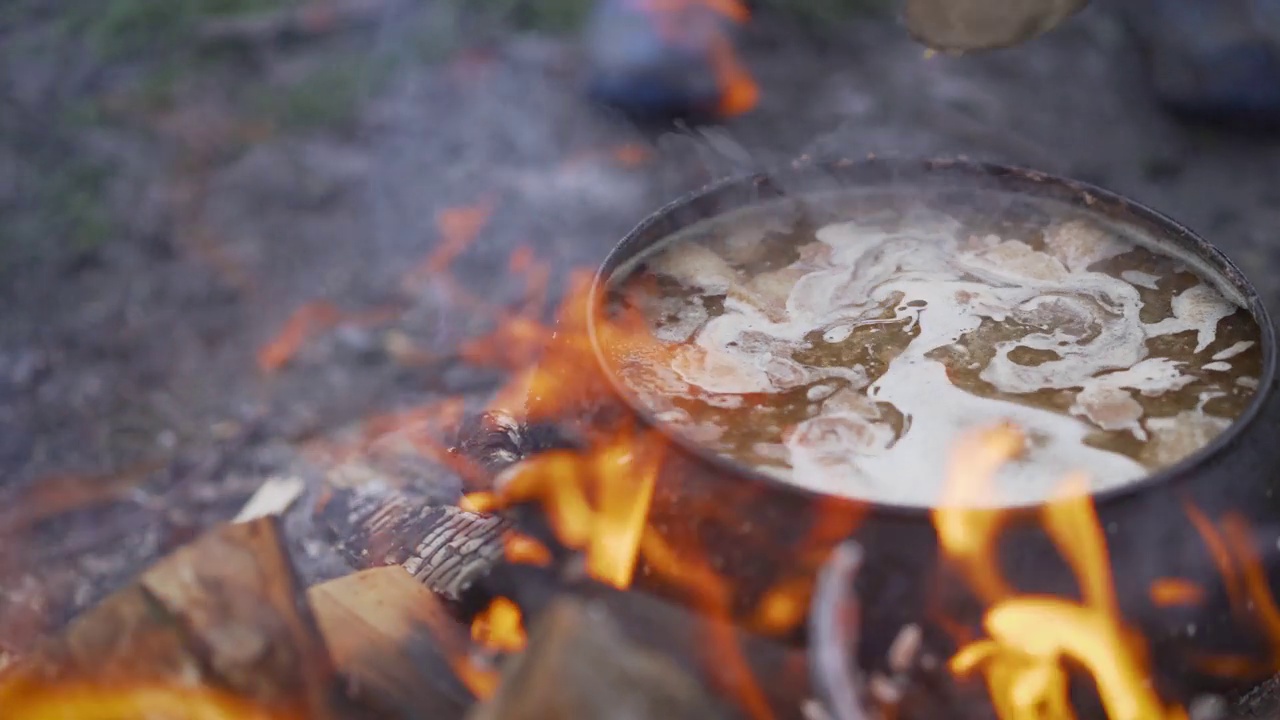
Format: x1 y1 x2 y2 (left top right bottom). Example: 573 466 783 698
630 0 759 117
472 597 528 654
257 197 498 378
402 199 496 292
1183 510 1280 672
707 30 759 117
940 426 1186 720
932 423 1025 603
503 532 554 567
257 302 399 375
464 423 664 589
1149 578 1205 608
256 301 341 374
0 677 295 720
443 245 780 717
449 656 501 703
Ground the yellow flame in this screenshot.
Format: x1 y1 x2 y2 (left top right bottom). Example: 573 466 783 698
940 426 1186 720
933 424 1024 603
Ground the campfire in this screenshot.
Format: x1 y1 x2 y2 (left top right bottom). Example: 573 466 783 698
4 94 1280 720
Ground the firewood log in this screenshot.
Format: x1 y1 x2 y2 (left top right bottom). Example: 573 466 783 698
467 561 811 720
466 597 726 720
308 567 474 720
7 518 341 720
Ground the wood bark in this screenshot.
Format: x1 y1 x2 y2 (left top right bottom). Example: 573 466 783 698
319 482 509 602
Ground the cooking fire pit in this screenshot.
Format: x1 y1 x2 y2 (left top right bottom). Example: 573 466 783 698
8 157 1280 720
544 157 1280 717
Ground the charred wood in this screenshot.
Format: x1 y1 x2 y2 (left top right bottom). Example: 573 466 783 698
451 410 583 479
320 483 509 603
317 411 589 605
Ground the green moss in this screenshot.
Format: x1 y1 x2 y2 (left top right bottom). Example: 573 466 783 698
254 54 395 133
465 0 594 33
61 98 109 128
35 161 116 254
508 0 594 33
757 0 893 24
66 0 294 59
135 64 185 111
465 0 888 33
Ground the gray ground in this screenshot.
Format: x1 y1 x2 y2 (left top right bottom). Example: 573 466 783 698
2 0 1280 663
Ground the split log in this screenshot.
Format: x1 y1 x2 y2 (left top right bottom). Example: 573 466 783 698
466 597 726 720
308 567 475 720
584 583 812 720
7 518 341 720
471 562 813 720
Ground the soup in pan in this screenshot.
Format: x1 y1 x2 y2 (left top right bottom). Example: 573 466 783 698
603 189 1262 509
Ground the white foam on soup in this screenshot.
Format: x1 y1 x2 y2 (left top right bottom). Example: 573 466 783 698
608 195 1261 509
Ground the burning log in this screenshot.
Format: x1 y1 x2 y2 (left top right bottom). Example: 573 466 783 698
453 411 535 477
309 567 475 720
5 518 341 720
320 476 509 602
452 410 587 478
583 582 811 720
466 598 726 720
3 519 482 720
468 560 812 720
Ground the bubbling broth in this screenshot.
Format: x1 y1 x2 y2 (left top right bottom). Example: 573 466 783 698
603 188 1263 509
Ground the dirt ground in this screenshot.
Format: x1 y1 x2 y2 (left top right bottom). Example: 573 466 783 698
3 0 1280 651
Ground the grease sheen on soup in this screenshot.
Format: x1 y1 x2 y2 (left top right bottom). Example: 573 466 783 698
603 189 1263 509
